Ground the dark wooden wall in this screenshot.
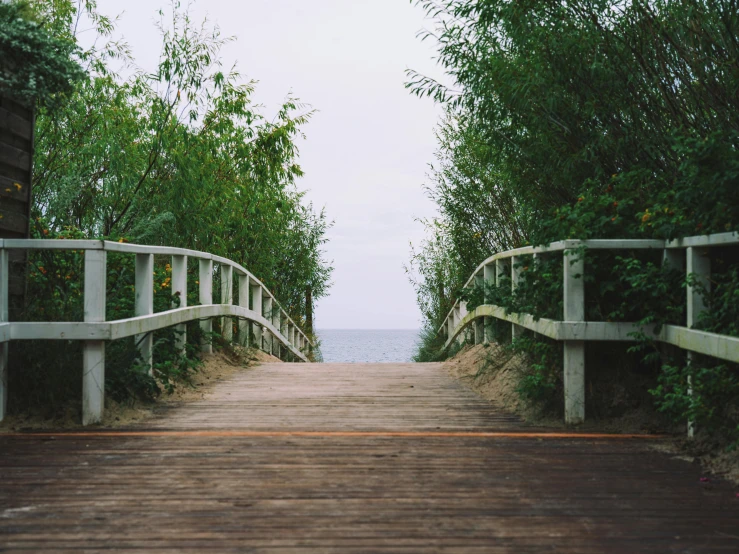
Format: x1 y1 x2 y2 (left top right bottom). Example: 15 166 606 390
0 94 33 317
0 95 32 237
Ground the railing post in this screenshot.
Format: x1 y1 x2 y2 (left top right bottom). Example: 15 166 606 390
563 248 585 425
251 284 263 351
495 259 510 342
511 255 523 340
279 312 287 359
199 258 213 354
83 249 107 425
0 248 8 422
459 301 468 344
686 247 711 438
171 255 187 357
474 273 484 345
264 296 273 356
483 263 495 343
135 253 154 374
238 274 250 346
272 308 281 358
687 247 710 328
454 304 462 344
220 264 233 343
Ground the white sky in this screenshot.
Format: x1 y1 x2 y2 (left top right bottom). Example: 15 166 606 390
99 0 443 329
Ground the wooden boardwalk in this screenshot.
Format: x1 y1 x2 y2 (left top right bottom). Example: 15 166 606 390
1 362 738 553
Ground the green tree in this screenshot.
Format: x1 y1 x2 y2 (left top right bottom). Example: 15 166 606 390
408 0 739 438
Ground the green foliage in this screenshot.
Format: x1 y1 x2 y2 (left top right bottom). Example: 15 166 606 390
512 333 563 410
8 1 332 416
31 1 332 324
413 324 454 362
407 0 739 439
0 1 85 105
649 259 739 445
651 358 739 446
9 218 205 412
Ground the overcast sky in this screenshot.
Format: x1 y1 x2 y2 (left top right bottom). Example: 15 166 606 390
101 0 444 329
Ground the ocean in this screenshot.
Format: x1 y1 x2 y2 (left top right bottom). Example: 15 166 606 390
316 329 420 363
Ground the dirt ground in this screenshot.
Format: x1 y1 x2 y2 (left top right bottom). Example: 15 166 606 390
445 343 739 485
0 346 281 432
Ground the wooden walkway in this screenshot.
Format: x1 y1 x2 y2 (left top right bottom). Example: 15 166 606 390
1 362 738 552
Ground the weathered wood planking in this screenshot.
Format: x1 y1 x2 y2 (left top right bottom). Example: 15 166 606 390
0 95 33 318
0 362 738 552
0 95 32 238
151 363 523 430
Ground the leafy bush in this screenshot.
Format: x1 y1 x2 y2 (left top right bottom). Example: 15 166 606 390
0 1 84 105
407 0 739 440
6 1 332 417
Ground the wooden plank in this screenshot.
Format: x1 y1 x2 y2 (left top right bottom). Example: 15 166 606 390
0 160 29 189
0 204 28 235
0 126 32 153
0 106 33 141
0 96 33 121
0 174 30 202
0 362 738 551
0 142 31 172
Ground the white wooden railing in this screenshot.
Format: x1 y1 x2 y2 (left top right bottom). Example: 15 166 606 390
0 240 313 425
440 232 739 427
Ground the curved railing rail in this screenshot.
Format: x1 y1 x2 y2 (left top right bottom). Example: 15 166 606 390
439 231 739 427
0 239 313 424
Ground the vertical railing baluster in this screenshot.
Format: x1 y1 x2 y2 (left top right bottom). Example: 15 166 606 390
686 246 711 438
272 308 281 358
563 247 585 425
483 264 495 343
495 259 509 342
511 255 523 340
474 271 484 345
251 284 263 351
171 255 187 357
199 258 213 354
459 300 469 343
135 253 154 374
0 247 8 422
83 248 107 425
264 295 273 356
452 302 461 342
238 274 250 346
281 311 288 358
221 264 233 343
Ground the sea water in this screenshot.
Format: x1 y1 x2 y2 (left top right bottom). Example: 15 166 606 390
317 329 420 363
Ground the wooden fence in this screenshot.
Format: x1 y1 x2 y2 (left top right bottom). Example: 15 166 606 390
439 231 739 427
0 240 312 425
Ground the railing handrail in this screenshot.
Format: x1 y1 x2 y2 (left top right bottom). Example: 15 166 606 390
441 232 739 335
0 239 314 425
439 231 739 428
0 239 306 335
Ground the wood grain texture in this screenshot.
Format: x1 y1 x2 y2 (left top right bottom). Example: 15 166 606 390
0 94 32 318
1 362 738 553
